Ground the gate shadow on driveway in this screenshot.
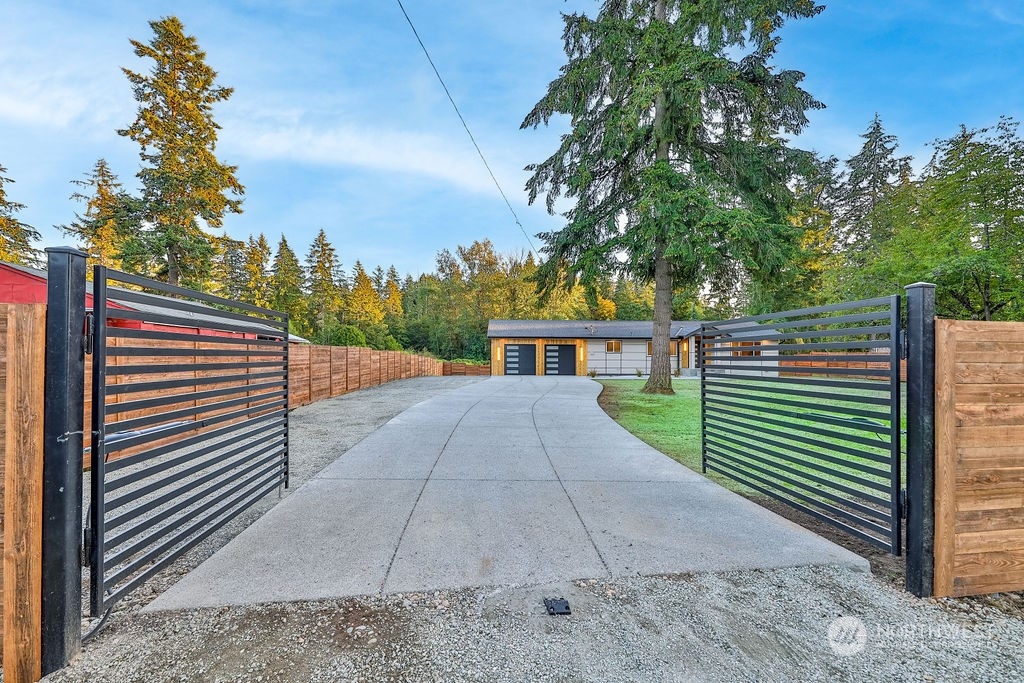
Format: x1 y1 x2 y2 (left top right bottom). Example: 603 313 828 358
146 377 867 610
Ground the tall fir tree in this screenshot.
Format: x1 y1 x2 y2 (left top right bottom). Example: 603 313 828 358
0 164 40 265
347 261 386 328
270 235 307 332
305 229 344 341
382 265 406 344
522 0 822 393
58 159 136 273
833 114 912 250
382 266 403 319
242 233 272 308
209 236 247 301
119 16 244 288
370 265 386 295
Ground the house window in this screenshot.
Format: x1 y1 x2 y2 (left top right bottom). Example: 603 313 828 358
647 341 679 356
606 340 621 353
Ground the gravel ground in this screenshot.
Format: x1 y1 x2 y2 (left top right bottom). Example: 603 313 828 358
17 376 1024 682
42 566 1024 682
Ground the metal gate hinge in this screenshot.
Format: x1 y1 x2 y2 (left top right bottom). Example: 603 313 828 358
899 488 908 519
899 329 908 360
84 312 95 355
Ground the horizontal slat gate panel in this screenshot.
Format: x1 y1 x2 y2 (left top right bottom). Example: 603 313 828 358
700 296 902 553
89 267 291 617
934 319 1024 597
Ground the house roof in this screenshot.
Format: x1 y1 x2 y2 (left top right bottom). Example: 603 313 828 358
487 319 702 340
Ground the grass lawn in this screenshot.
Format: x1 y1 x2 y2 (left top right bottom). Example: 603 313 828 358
596 378 703 472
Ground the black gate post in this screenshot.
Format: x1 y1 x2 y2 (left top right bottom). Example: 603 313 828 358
41 247 88 673
905 282 936 597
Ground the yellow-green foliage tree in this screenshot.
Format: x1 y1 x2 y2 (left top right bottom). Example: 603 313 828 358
119 16 244 288
346 260 385 328
242 233 271 308
59 159 134 273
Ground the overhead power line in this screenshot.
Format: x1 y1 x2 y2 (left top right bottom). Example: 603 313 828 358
394 0 538 255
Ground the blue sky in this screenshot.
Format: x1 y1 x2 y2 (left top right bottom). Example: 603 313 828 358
2 1 1023 278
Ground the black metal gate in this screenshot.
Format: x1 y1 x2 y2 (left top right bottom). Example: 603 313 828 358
86 266 289 616
700 296 903 553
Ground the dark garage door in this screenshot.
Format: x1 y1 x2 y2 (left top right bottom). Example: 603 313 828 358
504 344 537 375
544 344 577 375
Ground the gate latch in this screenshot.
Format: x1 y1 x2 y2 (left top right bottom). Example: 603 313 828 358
84 312 95 355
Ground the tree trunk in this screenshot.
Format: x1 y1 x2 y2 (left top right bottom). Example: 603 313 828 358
167 247 180 287
643 239 675 394
641 0 674 396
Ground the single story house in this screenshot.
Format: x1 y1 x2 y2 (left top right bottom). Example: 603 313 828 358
487 319 703 377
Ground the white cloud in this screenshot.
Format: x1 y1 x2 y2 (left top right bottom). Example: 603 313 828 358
222 121 510 196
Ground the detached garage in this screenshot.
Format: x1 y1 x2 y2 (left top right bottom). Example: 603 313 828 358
488 319 702 377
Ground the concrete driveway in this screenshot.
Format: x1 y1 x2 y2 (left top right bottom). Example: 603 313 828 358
147 377 866 611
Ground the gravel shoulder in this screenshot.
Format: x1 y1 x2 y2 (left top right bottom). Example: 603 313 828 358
26 376 1024 682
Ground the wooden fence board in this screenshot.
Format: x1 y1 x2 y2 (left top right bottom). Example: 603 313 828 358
934 318 1024 597
330 347 347 397
310 347 332 403
2 304 45 679
289 345 311 408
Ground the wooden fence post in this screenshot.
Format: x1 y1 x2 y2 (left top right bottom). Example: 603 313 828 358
3 304 47 682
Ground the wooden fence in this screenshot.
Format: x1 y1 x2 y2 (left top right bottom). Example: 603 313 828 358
287 346 444 408
934 319 1024 597
442 361 490 377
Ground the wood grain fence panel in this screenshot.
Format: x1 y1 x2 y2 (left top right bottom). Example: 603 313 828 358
341 347 353 392
310 347 332 403
359 348 371 388
935 319 1024 597
370 351 381 387
289 345 311 408
330 347 347 397
2 304 45 679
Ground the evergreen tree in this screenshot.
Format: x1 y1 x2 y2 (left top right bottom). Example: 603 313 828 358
209 236 247 301
119 16 244 288
523 0 823 393
270 235 307 332
305 229 344 340
347 260 386 328
241 233 271 308
58 159 137 272
864 118 1024 320
383 266 403 319
833 114 912 250
371 265 386 295
382 265 406 346
0 164 40 265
